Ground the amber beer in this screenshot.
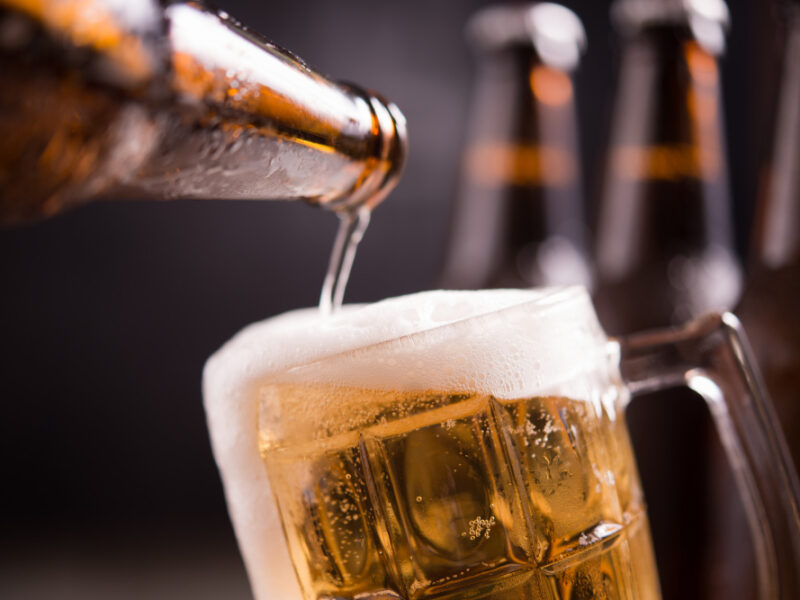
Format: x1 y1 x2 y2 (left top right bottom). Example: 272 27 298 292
204 289 661 600
261 390 660 600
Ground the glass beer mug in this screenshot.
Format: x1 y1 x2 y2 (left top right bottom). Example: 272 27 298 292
203 288 800 600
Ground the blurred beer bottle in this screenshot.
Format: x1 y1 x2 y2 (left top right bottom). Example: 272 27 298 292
595 0 741 331
440 3 592 290
737 0 800 487
593 1 742 599
0 0 406 223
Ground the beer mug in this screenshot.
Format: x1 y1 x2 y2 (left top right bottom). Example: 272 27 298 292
203 287 800 600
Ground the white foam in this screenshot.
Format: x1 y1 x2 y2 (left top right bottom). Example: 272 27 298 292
202 287 607 600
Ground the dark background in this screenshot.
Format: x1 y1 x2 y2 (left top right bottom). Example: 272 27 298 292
0 0 782 597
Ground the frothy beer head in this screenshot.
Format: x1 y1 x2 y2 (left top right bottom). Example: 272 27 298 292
203 287 609 600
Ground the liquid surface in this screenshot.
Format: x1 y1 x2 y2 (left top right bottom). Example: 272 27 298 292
260 387 661 600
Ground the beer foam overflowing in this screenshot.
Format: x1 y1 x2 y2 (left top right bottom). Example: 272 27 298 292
202 287 607 600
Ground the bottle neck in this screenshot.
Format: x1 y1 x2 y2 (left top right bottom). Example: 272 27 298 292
442 46 590 289
752 7 800 271
141 2 407 211
463 47 581 189
597 27 736 277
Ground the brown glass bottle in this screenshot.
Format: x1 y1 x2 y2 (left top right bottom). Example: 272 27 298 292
0 0 407 223
595 1 741 331
593 1 742 599
440 3 592 290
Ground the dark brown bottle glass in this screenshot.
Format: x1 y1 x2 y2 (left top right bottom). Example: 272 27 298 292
440 3 592 290
593 1 742 599
595 0 741 331
0 0 407 223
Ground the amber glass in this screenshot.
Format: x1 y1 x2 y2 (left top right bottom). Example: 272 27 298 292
0 0 406 222
440 4 591 290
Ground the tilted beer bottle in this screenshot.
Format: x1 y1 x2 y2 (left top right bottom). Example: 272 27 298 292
593 1 742 598
440 3 592 289
0 0 407 223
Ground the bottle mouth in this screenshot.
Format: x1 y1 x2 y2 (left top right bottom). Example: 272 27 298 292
324 87 409 213
466 3 586 71
611 0 730 54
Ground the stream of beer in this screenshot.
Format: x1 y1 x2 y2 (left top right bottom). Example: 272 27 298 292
319 208 371 316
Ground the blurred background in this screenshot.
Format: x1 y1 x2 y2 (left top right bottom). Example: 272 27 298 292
0 0 788 598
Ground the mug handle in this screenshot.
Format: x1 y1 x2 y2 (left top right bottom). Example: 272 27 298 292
616 312 800 600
